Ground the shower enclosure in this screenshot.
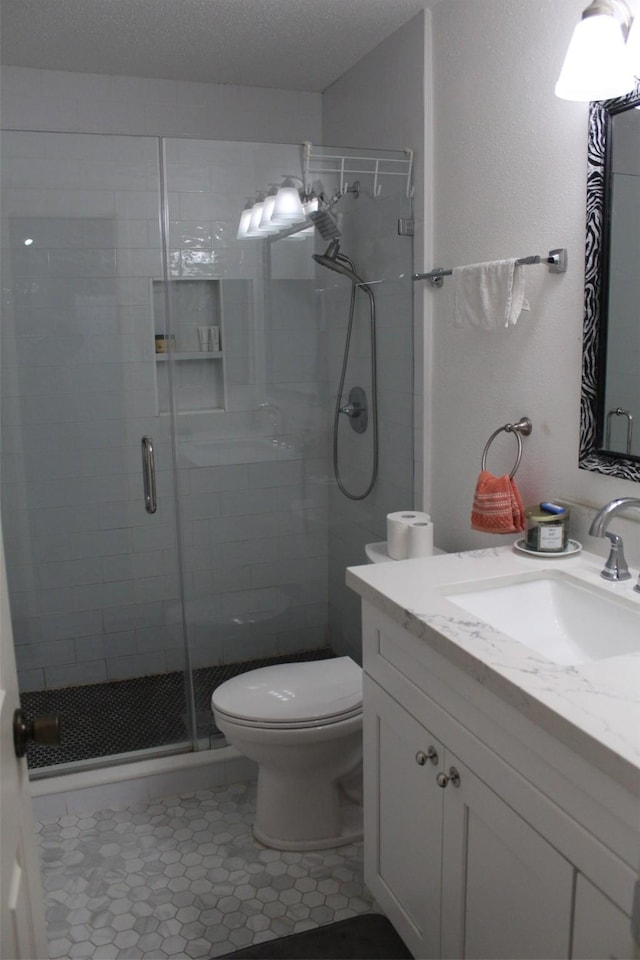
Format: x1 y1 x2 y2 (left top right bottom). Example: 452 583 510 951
0 132 414 774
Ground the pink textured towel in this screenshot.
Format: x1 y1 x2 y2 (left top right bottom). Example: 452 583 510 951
471 470 526 533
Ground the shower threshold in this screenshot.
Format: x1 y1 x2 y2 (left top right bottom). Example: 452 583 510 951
22 648 333 774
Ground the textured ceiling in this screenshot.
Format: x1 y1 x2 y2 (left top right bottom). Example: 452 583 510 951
0 0 433 92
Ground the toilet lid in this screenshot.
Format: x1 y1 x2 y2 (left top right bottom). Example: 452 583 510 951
211 656 362 727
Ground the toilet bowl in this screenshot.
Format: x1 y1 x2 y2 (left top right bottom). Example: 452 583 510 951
211 656 363 851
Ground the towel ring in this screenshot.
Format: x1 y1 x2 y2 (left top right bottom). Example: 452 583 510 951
481 417 532 479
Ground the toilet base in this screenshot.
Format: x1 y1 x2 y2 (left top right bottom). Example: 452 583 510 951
254 793 363 851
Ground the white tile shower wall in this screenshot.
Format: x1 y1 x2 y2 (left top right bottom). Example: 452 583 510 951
321 16 426 660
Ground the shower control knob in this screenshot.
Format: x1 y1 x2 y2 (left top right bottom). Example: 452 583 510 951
339 386 368 435
13 708 61 758
416 746 439 766
436 766 461 789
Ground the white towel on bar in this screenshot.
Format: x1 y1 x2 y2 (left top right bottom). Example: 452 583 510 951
453 259 529 330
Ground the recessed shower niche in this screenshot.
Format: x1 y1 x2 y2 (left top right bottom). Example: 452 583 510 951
152 278 251 414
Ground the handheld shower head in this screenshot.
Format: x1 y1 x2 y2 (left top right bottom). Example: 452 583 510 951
308 207 341 240
306 180 360 240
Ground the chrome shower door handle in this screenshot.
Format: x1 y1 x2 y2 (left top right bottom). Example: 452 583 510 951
141 436 157 514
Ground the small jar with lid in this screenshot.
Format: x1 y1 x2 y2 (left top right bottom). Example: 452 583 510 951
524 504 570 553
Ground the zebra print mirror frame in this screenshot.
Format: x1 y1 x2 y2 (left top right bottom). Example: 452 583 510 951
579 80 640 482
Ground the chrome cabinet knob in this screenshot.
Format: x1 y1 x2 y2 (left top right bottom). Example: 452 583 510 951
415 746 439 766
436 766 461 788
13 708 61 758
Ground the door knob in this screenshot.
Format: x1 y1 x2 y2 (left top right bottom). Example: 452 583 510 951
13 708 61 758
436 766 461 788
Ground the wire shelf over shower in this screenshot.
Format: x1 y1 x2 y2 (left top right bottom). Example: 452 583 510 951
302 141 414 198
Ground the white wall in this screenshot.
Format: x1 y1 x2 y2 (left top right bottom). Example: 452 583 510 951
430 0 640 563
0 66 321 143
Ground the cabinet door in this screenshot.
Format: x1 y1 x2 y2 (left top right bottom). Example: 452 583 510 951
572 874 635 959
441 753 574 960
363 676 444 959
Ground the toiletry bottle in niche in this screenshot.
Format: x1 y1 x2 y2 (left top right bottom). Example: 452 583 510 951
155 334 176 354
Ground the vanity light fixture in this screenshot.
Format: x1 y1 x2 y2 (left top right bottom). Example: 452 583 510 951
555 0 636 101
303 194 320 218
271 177 306 224
287 195 319 238
258 186 281 234
237 178 315 240
236 200 254 239
246 195 267 238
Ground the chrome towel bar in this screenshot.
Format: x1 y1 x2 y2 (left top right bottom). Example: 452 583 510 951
413 248 567 287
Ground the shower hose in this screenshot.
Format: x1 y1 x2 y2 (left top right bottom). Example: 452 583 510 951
333 279 378 500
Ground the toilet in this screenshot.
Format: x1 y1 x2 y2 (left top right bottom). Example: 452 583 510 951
211 656 363 851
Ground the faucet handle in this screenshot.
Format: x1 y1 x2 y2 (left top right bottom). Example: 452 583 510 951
601 532 632 582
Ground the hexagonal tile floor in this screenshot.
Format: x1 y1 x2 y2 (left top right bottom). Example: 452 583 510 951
35 780 375 959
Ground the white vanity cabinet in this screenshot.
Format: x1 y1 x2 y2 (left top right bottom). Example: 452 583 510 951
361 602 637 960
365 677 574 958
571 876 637 960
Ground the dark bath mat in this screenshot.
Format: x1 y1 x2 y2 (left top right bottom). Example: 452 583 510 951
218 913 412 959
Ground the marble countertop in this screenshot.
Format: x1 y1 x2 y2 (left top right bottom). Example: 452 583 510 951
346 546 640 794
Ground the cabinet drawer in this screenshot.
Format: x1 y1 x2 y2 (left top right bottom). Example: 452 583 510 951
362 601 442 716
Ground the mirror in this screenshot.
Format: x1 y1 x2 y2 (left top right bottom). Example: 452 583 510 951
580 81 640 482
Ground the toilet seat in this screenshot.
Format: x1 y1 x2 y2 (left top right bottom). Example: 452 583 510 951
211 656 362 729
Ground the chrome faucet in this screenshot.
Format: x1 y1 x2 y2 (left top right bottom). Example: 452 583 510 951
588 497 640 591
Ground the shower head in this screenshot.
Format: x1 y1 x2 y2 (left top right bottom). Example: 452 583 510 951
312 240 365 286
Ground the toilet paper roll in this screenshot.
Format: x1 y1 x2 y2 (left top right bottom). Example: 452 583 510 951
407 520 434 559
386 511 431 560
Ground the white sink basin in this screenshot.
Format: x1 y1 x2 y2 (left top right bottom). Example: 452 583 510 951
445 572 640 665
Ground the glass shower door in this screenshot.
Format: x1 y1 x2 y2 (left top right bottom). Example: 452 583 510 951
161 138 333 748
0 131 195 771
160 138 414 744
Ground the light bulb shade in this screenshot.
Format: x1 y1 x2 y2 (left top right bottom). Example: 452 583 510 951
303 196 319 217
237 206 253 239
272 185 305 223
555 12 635 101
246 202 266 238
258 194 280 233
